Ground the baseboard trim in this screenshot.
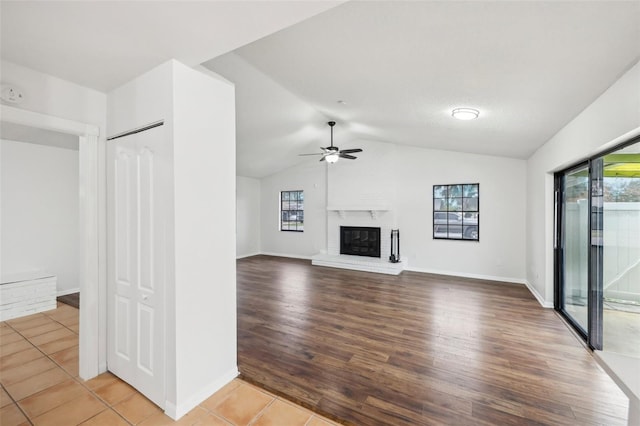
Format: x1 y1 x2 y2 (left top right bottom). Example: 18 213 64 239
164 367 239 420
236 252 261 260
524 280 553 308
57 287 80 296
404 266 525 285
250 257 555 308
260 252 312 260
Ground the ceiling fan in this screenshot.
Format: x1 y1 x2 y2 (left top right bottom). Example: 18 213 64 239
299 121 363 163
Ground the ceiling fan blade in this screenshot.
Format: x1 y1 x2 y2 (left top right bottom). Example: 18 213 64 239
340 148 363 154
339 153 357 160
319 155 327 162
298 153 323 156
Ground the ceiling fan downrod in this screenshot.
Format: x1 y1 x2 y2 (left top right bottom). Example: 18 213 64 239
328 121 336 148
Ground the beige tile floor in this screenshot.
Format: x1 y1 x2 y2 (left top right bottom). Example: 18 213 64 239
0 303 340 426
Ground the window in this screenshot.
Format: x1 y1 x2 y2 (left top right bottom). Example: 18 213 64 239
280 190 304 232
433 183 479 241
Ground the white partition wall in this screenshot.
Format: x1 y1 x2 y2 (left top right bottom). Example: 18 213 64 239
107 60 237 419
172 62 237 418
236 176 262 258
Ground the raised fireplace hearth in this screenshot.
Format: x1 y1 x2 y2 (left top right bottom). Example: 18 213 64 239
340 226 381 258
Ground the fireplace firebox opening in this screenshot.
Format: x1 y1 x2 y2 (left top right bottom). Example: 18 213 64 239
340 226 381 258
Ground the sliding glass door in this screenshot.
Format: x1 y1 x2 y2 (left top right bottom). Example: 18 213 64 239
556 136 640 355
557 164 590 336
602 141 640 357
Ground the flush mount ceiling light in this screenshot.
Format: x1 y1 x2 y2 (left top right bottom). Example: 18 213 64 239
452 108 479 120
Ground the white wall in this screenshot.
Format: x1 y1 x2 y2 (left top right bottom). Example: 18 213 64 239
526 59 640 305
259 139 527 283
396 145 526 282
236 176 261 258
1 139 79 294
172 62 237 417
326 140 397 258
1 60 108 283
260 161 327 258
1 61 107 128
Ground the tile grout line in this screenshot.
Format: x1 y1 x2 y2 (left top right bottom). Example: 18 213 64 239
81 404 134 426
247 395 277 426
240 376 343 425
198 382 277 426
5 308 341 426
6 312 81 380
4 311 162 426
53 320 138 425
9 308 151 425
4 309 126 425
192 379 241 425
209 411 234 426
0 382 34 426
199 384 257 426
4 314 86 423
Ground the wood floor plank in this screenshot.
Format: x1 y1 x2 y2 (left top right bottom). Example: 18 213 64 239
237 256 629 425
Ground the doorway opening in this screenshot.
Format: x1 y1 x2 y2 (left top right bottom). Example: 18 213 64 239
0 104 103 380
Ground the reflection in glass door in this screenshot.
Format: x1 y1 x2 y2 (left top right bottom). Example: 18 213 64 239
602 141 640 358
557 165 590 334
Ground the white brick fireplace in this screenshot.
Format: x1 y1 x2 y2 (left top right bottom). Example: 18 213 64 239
311 140 405 275
327 209 392 257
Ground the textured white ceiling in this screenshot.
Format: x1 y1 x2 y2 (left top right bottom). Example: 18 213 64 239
207 1 640 177
0 1 342 92
2 1 639 179
203 53 359 177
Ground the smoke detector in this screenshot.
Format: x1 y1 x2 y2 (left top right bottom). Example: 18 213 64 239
1 85 25 104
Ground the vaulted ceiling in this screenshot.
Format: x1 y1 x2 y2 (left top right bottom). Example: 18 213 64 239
0 1 342 91
205 1 640 177
2 1 639 178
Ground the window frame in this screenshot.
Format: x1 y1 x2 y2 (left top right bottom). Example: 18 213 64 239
433 183 480 241
280 190 304 232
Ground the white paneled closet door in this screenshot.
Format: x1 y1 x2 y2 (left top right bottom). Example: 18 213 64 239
107 125 166 408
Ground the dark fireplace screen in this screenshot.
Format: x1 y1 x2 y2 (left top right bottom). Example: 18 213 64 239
340 226 381 258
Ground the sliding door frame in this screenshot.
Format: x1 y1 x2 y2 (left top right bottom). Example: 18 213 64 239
554 161 590 343
588 157 604 350
554 134 640 350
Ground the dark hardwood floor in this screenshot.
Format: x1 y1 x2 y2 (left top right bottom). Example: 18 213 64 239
237 255 628 426
57 292 80 309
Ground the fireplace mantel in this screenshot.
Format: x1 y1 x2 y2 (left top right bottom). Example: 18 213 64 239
326 205 390 219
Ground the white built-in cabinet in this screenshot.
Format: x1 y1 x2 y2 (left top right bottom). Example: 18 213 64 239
106 60 237 420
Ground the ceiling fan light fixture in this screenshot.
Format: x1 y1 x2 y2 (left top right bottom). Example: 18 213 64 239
298 121 362 162
326 153 339 163
452 108 479 120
